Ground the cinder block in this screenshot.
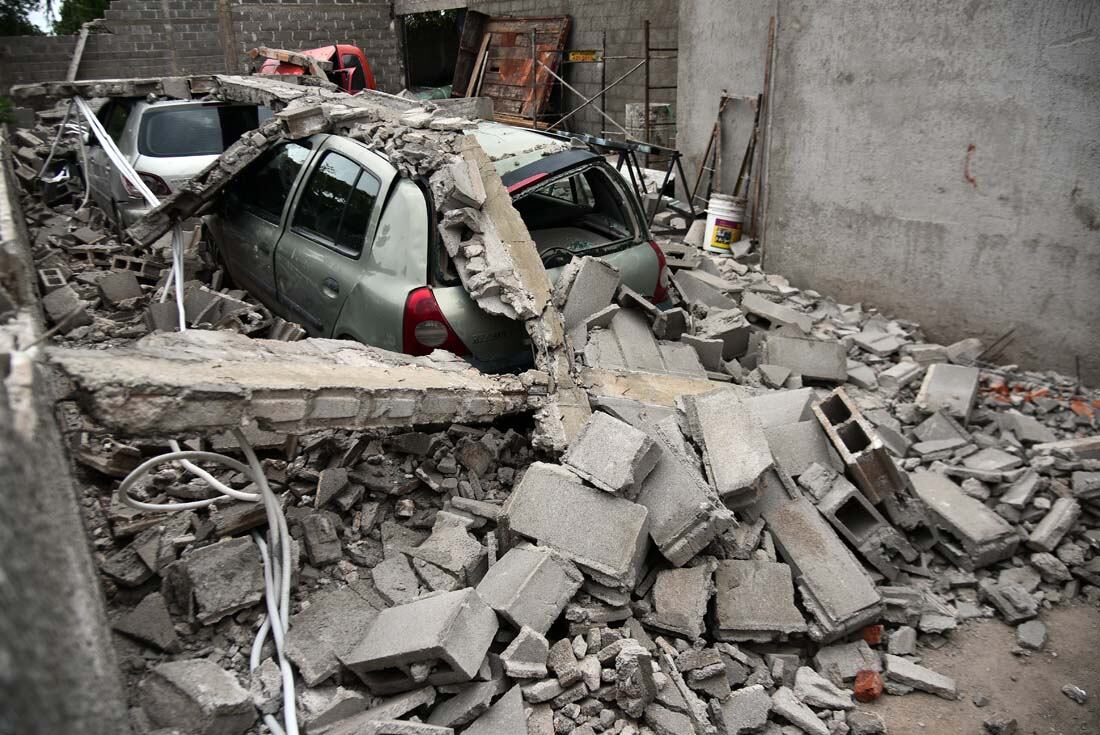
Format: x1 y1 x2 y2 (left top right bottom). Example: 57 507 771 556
557 256 620 333
916 364 980 421
755 471 882 643
763 332 847 383
681 388 773 508
812 388 904 505
1026 497 1080 553
764 420 842 479
343 588 498 693
503 462 650 588
816 476 918 580
562 411 660 499
643 559 716 639
140 659 256 735
745 388 816 428
909 471 1018 569
672 269 738 309
634 416 735 566
713 560 807 642
476 545 583 635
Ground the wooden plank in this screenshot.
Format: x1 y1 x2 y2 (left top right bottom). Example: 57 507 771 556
464 33 491 98
451 10 488 97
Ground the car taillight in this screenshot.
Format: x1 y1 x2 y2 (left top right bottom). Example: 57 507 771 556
648 240 670 303
122 172 172 200
402 287 470 357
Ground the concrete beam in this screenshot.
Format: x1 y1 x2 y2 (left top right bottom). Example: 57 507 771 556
47 330 532 436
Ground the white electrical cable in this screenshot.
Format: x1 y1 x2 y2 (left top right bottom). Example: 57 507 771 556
118 428 299 735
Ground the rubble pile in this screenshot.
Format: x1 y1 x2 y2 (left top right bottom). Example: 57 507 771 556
64 236 1098 735
9 77 1099 735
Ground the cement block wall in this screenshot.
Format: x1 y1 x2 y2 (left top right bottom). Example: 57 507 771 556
0 133 130 734
467 0 678 140
678 0 1100 384
0 0 404 93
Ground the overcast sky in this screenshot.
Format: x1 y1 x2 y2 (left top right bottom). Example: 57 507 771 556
28 2 51 33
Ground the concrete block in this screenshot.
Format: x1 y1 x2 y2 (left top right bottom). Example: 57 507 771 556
634 417 735 566
878 361 923 393
403 514 487 587
813 389 904 505
712 684 772 735
301 512 343 566
771 686 828 735
683 334 725 371
713 560 807 642
462 685 524 735
764 333 847 383
558 257 621 333
756 476 882 643
852 331 905 357
476 545 583 635
817 477 918 580
653 306 689 340
181 537 265 625
140 659 255 735
887 626 917 656
741 292 812 332
883 654 957 700
794 666 855 710
997 410 1057 444
695 307 752 359
1033 436 1100 460
672 269 739 309
503 463 650 588
682 389 773 507
41 284 92 331
765 420 842 479
113 592 180 652
901 343 948 366
1027 497 1080 552
916 364 980 421
910 471 1018 569
426 678 508 728
499 627 548 679
343 589 498 693
562 411 660 498
644 703 695 735
980 582 1039 624
745 388 817 428
643 559 716 638
285 585 380 687
963 447 1023 472
371 553 421 606
813 640 882 685
97 271 144 305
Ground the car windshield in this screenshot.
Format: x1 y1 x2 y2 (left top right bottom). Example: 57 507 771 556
137 105 269 158
511 162 638 268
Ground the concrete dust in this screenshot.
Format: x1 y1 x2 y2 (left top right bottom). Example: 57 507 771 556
870 605 1100 735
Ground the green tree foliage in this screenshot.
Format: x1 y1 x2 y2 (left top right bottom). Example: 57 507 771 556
0 0 44 36
53 0 108 35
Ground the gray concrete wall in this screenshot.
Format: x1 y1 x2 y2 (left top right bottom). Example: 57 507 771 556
0 133 130 734
678 0 1100 384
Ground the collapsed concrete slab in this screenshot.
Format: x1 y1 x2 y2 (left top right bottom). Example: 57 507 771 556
681 389 774 508
909 471 1018 569
47 330 531 436
755 473 883 642
812 389 904 505
476 545 583 634
503 462 650 588
342 588 498 693
584 308 707 378
712 560 807 642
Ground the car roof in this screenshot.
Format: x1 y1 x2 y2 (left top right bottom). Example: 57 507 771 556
471 122 572 178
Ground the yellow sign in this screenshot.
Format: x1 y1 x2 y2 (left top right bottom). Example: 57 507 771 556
567 50 603 63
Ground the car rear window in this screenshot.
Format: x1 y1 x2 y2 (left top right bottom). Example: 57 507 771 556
511 162 638 267
137 105 265 157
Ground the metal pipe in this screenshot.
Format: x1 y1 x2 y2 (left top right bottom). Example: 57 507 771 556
643 19 651 167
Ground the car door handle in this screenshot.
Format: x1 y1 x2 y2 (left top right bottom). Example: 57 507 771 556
321 277 339 297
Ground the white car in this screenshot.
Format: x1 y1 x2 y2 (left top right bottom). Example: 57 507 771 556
85 98 271 227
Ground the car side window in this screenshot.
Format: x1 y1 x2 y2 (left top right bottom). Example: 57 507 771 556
231 141 312 223
292 151 379 256
103 99 131 141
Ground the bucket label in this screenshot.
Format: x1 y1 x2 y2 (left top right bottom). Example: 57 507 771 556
710 216 743 249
